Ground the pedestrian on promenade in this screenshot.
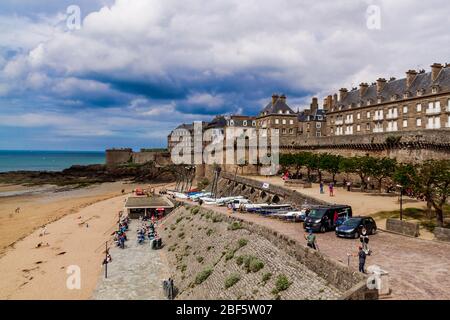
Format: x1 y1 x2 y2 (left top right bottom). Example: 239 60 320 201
357 246 366 273
304 230 317 250
328 183 334 197
346 181 351 192
319 182 324 194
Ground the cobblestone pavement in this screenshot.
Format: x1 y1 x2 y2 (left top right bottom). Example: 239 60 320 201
207 204 450 300
92 220 169 300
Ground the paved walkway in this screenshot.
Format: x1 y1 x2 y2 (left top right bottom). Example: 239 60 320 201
202 204 450 300
92 220 169 300
248 175 425 215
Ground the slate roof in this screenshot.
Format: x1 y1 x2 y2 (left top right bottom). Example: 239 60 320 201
259 96 295 116
125 196 174 208
334 67 450 110
298 108 326 122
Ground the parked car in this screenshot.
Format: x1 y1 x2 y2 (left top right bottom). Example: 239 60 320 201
303 205 352 233
335 216 377 238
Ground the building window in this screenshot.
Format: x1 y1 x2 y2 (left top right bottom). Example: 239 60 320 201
416 104 422 112
316 132 321 137
357 113 361 120
289 128 293 134
282 128 286 134
278 110 283 114
403 119 408 128
230 120 234 126
403 106 408 114
416 118 422 127
366 123 370 130
289 119 294 125
282 119 286 125
367 111 371 119
285 110 290 114
252 120 256 126
275 119 279 124
317 115 323 120
316 122 322 128
243 120 247 126
357 124 361 132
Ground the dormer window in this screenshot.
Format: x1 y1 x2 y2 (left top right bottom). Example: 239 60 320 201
367 100 372 106
243 120 247 126
403 92 410 99
432 86 439 94
285 110 290 114
252 120 256 126
377 97 382 104
278 110 283 114
230 120 234 126
417 89 424 96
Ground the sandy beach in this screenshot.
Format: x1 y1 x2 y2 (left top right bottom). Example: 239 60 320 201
0 181 173 299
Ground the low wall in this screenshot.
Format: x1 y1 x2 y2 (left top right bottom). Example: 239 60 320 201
386 219 419 237
181 203 377 300
218 172 329 206
434 227 450 242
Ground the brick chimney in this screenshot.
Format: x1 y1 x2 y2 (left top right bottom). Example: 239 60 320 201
338 88 348 102
271 94 279 105
323 95 333 111
359 82 369 97
279 94 287 103
431 63 443 82
376 78 387 95
310 97 318 114
406 70 417 88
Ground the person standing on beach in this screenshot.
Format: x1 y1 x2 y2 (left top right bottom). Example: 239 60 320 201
319 182 324 194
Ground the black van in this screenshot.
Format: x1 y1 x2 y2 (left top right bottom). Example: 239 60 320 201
303 205 352 233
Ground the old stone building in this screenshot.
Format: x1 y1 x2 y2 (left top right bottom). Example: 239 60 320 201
256 94 299 145
326 63 450 136
298 97 327 138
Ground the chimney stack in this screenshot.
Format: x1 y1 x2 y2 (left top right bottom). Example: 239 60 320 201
310 97 318 114
338 88 348 102
359 82 369 97
279 94 286 103
376 78 387 95
323 95 333 111
271 94 279 105
406 70 417 88
431 63 443 82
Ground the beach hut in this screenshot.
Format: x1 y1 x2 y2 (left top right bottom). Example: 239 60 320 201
124 196 174 219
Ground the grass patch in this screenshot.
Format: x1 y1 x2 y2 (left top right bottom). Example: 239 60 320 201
261 272 272 285
206 229 214 236
170 224 176 231
373 207 450 232
191 207 200 215
178 232 185 239
225 250 235 261
176 217 184 224
236 255 264 273
195 268 213 285
212 214 223 223
224 273 241 289
237 238 248 248
228 221 243 231
196 256 204 263
272 274 291 294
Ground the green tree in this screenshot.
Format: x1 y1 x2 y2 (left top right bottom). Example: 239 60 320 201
370 157 397 191
320 154 342 183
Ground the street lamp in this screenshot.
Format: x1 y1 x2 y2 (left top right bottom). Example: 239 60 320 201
396 184 403 221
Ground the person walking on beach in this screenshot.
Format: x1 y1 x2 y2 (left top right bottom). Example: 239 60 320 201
304 230 317 250
319 182 324 194
15 207 20 214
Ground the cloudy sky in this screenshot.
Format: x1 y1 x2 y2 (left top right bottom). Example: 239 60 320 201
0 0 449 150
